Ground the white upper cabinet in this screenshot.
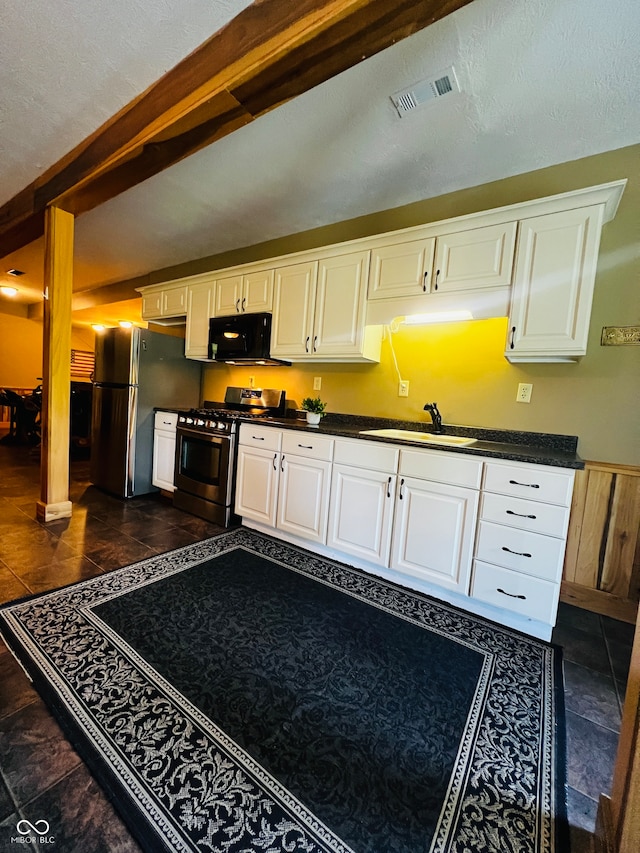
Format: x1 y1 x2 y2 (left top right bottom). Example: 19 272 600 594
184 279 215 359
270 251 381 362
214 269 274 316
506 205 605 362
432 222 517 293
137 180 624 364
141 284 187 322
368 238 436 299
269 261 318 357
367 222 517 301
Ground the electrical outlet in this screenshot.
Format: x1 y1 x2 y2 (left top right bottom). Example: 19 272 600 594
313 376 322 391
398 380 409 397
516 382 533 403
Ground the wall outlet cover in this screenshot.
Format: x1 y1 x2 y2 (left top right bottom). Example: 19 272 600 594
398 380 409 397
516 382 533 403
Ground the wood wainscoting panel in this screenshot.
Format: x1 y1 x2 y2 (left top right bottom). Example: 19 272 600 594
562 461 640 623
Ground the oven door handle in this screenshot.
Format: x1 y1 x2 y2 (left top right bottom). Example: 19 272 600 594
177 426 230 445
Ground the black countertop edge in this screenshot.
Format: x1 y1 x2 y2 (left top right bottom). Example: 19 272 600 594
245 413 584 470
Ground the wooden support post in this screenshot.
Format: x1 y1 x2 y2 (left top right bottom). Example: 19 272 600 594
37 206 74 522
595 604 640 852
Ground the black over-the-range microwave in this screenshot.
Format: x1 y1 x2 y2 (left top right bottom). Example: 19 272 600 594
208 312 290 366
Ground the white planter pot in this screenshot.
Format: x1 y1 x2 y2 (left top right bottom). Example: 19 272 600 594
305 412 321 425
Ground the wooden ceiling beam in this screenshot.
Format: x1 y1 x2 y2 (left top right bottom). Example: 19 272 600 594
0 0 473 258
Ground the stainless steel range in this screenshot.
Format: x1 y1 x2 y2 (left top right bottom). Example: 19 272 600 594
173 387 286 526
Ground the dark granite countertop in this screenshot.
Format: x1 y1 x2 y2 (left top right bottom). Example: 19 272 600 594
244 412 584 469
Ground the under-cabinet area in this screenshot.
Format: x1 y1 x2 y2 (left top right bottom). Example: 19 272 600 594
234 422 577 640
137 180 625 366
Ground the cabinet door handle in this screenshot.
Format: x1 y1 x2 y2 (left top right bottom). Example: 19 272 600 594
273 453 277 470
434 269 440 291
508 479 540 489
497 588 527 600
281 454 285 472
236 298 241 313
423 271 428 292
506 509 537 519
501 546 532 558
241 297 246 312
387 476 392 498
298 443 313 449
399 477 405 499
509 326 516 349
313 335 318 352
305 336 310 353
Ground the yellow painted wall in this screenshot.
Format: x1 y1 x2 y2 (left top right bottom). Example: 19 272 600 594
0 313 95 389
200 144 640 466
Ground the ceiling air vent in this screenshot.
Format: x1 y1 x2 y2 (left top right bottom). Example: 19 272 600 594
390 67 460 118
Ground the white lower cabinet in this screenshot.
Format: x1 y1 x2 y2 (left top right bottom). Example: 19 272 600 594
471 459 575 628
235 424 576 639
152 411 178 491
235 444 280 527
235 425 334 544
391 476 479 593
328 466 396 566
277 455 332 543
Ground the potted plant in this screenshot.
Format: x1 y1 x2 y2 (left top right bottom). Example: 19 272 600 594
301 396 327 426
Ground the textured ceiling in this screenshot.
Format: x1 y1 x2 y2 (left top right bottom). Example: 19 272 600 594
1 0 639 326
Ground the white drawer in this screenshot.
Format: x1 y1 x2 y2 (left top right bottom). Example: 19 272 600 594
239 423 282 452
480 492 570 538
475 521 565 582
282 430 334 461
155 411 178 430
334 438 399 472
471 560 558 624
399 448 483 489
483 461 574 506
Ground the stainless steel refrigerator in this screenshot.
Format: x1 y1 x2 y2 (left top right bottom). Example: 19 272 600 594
90 327 201 497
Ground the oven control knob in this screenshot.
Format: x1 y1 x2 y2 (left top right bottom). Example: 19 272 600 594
217 421 225 430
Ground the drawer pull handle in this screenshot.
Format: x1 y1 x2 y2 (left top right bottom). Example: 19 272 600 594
497 588 527 600
508 479 540 489
501 546 532 558
162 421 172 425
387 476 392 498
298 443 313 449
252 436 265 440
506 510 537 519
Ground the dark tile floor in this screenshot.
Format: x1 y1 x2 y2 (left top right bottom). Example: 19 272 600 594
0 439 634 852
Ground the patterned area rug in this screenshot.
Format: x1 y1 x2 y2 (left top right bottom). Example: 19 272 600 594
0 528 567 852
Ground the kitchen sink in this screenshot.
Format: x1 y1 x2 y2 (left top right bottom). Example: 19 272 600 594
359 428 477 446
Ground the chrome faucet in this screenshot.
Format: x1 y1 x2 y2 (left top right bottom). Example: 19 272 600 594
423 402 443 433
